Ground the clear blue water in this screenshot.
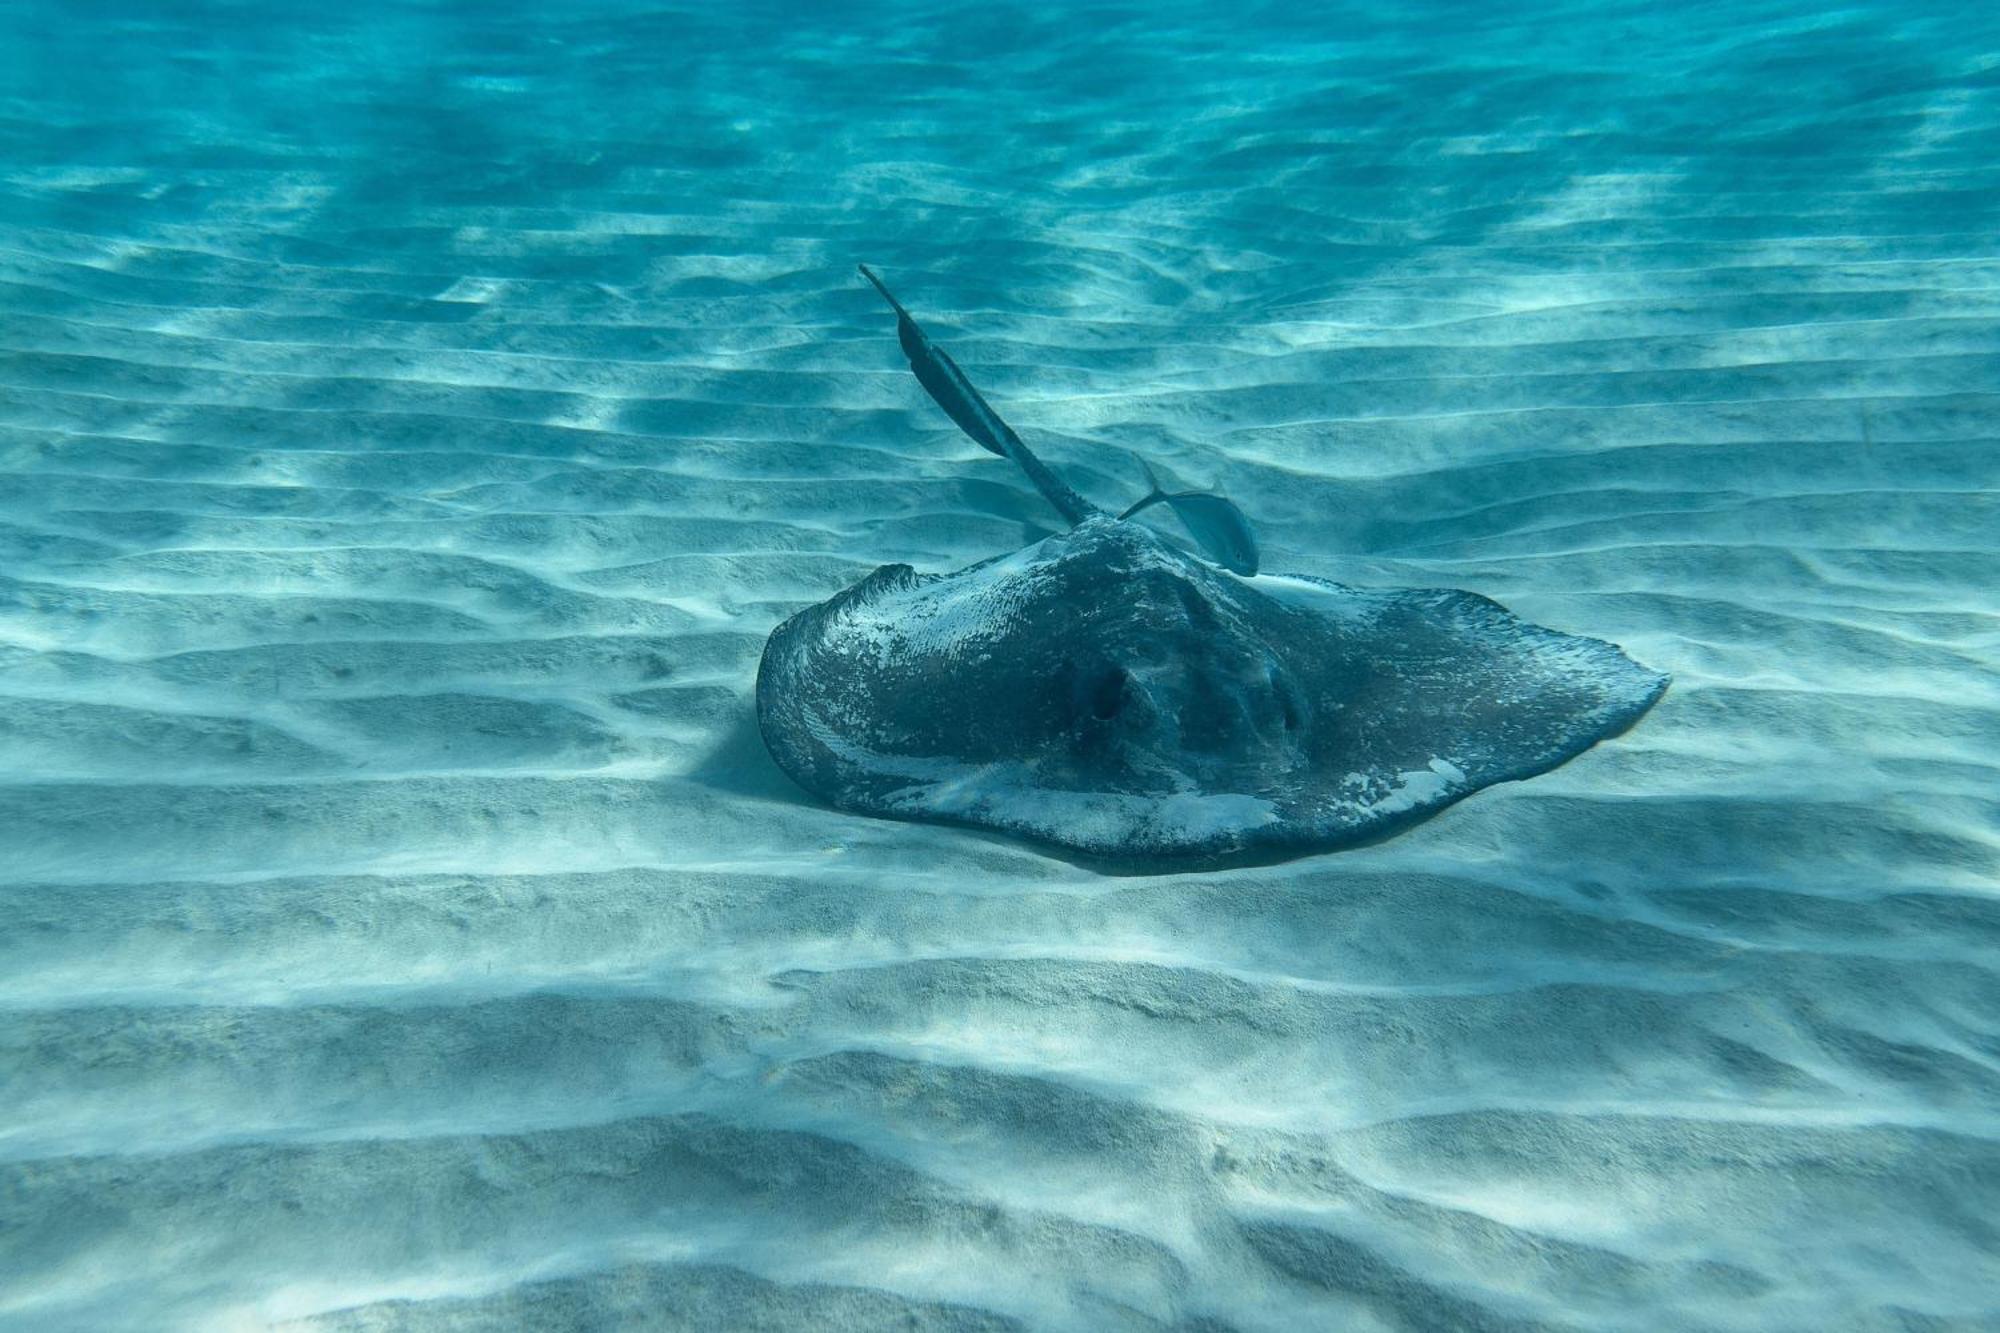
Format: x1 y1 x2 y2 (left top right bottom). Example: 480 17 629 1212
2 2 1997 1328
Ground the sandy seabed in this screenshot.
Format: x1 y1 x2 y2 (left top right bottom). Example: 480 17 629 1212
2 2 1997 1329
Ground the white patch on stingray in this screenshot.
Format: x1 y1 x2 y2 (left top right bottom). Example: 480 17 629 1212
853 750 1280 854
1367 757 1469 815
1246 572 1379 625
842 537 1063 667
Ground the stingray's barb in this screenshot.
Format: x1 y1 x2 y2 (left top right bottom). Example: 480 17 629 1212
857 263 911 320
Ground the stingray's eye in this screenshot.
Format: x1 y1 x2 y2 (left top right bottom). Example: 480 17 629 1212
1270 665 1304 732
1088 666 1129 720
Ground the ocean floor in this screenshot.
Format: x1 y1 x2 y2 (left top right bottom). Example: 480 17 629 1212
2 2 1998 1329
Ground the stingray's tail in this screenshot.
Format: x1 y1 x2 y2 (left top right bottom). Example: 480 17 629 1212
859 264 1099 526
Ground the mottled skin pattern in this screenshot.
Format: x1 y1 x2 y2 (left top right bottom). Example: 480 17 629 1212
758 517 1666 865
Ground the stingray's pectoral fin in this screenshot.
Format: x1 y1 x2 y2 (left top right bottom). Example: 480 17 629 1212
859 264 1099 527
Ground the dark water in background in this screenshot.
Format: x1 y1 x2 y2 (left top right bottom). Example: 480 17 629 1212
2 2 1998 1328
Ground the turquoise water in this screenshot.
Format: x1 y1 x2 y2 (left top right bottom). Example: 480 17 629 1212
3 2 1998 1328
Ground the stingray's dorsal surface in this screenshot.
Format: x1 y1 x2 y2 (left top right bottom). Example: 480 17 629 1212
759 517 1664 865
754 270 1668 867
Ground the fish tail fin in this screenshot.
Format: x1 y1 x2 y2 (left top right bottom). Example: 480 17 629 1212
1117 459 1169 520
1117 494 1168 521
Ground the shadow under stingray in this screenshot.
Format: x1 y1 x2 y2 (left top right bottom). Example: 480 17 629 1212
684 703 814 806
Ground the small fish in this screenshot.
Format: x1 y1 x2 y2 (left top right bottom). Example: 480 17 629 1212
1118 461 1260 576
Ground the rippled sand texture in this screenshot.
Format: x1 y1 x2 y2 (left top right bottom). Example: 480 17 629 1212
3 1 1998 1328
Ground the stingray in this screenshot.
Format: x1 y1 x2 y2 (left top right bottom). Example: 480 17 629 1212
755 267 1667 864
